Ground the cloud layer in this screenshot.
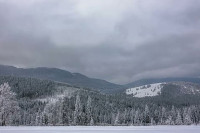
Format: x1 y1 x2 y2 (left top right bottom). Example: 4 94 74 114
0 0 200 84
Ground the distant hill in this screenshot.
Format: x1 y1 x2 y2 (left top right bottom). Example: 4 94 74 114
125 77 200 88
126 82 200 98
0 64 124 93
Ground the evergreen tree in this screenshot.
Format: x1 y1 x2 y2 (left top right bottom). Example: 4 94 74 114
73 94 82 125
161 107 166 124
171 106 176 122
90 117 94 126
35 108 42 126
165 115 174 125
0 83 20 126
144 105 150 124
86 96 92 124
134 109 140 125
175 110 183 125
183 108 192 125
114 111 120 126
130 108 135 125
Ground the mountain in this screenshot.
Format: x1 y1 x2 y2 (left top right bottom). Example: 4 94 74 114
1 64 200 94
0 64 124 93
125 77 200 88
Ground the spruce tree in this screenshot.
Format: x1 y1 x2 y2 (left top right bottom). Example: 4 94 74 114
0 83 20 126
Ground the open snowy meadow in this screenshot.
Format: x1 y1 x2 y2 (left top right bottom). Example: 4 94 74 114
0 126 200 133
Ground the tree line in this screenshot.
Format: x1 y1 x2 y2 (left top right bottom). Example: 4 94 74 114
1 82 200 126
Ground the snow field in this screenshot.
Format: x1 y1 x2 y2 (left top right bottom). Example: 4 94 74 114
0 126 200 133
126 83 165 98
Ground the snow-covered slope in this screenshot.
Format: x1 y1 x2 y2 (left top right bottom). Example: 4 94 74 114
126 83 165 98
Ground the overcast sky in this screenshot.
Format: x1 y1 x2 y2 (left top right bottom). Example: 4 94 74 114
0 0 200 84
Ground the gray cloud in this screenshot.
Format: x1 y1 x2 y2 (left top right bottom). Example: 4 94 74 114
0 0 200 84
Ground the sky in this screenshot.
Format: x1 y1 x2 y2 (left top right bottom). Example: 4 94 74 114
0 0 200 84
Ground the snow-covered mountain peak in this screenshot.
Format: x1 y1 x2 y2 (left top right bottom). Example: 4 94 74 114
126 83 165 98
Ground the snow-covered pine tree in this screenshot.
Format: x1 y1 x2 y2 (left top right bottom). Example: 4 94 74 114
165 115 174 125
123 108 127 125
114 111 120 126
175 110 183 125
57 99 64 125
130 108 135 126
150 117 156 125
73 93 82 125
183 108 192 125
190 106 197 124
161 107 166 125
144 105 150 125
171 106 176 122
35 108 42 126
86 96 92 124
0 83 20 126
90 116 94 126
134 109 140 125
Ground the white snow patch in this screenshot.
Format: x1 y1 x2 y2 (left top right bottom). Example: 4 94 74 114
126 83 165 98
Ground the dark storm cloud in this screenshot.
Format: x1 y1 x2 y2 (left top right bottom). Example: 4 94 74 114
0 0 200 84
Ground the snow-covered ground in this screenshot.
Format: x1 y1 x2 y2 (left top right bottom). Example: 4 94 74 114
126 83 165 98
0 126 200 133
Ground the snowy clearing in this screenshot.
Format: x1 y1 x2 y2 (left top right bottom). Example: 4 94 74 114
126 83 165 98
0 126 200 133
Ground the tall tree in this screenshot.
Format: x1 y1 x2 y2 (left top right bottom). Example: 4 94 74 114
144 105 150 124
183 108 192 125
73 94 82 125
114 111 120 126
90 116 94 126
134 109 140 125
86 96 92 124
130 108 135 125
175 110 183 125
0 83 20 126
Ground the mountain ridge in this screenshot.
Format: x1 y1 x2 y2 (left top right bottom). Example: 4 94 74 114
0 64 124 93
1 64 200 94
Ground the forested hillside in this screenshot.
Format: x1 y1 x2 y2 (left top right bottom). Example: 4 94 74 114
126 78 200 88
0 65 124 93
1 76 200 126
